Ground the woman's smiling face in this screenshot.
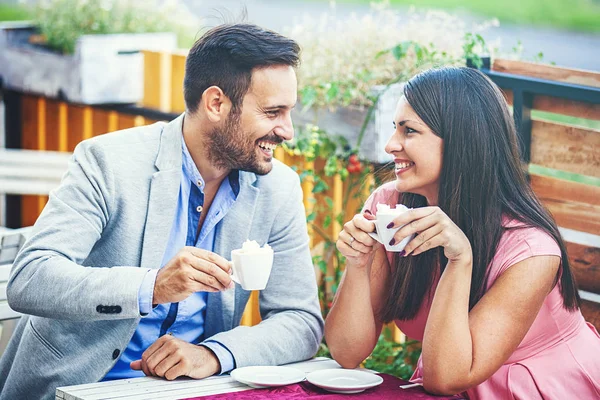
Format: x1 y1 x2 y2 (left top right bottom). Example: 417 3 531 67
385 96 444 205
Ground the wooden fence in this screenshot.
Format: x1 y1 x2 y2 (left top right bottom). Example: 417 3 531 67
13 96 160 227
5 54 599 336
486 59 600 328
141 51 600 329
6 92 385 335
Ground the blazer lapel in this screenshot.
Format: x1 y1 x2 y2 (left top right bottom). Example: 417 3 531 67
205 171 259 334
140 115 184 270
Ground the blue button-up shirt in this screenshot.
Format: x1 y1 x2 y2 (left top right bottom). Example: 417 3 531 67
104 136 239 380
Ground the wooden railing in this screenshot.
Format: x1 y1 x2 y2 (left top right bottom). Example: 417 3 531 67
484 59 600 329
4 54 599 337
4 91 393 336
142 50 188 113
140 51 600 328
10 95 161 227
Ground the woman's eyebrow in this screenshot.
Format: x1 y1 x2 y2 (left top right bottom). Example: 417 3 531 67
397 119 424 126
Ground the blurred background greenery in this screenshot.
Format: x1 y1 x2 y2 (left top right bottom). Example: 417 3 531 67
5 0 600 32
338 0 600 32
0 4 30 21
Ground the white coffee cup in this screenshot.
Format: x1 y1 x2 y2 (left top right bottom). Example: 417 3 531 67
368 203 415 252
230 240 274 290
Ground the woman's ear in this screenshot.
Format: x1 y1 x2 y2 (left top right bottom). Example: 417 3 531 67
201 86 232 122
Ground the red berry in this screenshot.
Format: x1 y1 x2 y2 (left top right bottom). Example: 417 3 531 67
349 154 360 165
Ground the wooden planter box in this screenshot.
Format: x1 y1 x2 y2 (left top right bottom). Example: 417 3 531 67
0 22 177 104
292 83 404 164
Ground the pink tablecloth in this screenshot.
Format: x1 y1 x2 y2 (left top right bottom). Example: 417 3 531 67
183 374 464 400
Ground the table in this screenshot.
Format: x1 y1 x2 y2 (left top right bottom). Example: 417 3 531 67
57 358 462 400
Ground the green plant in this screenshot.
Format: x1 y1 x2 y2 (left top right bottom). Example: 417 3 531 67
31 0 198 54
364 327 421 380
287 3 499 109
284 3 497 376
316 328 422 381
282 124 373 318
462 33 488 68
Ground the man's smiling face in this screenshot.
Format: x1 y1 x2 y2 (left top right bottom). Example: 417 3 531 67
205 65 297 175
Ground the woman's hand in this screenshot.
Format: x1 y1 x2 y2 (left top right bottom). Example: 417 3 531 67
388 207 472 263
336 211 379 267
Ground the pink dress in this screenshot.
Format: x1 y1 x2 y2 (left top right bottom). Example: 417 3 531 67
364 182 600 399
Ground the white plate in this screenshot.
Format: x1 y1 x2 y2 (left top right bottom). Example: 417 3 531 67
230 366 306 389
306 369 384 394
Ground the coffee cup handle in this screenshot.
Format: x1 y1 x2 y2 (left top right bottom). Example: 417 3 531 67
230 273 240 285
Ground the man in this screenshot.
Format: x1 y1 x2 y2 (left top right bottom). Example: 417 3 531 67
0 24 323 399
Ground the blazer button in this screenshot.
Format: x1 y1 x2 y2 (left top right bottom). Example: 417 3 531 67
112 349 120 360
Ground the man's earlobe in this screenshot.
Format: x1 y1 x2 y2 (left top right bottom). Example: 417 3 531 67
202 86 231 123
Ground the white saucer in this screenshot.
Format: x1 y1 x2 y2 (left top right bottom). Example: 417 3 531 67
230 366 306 389
306 369 384 394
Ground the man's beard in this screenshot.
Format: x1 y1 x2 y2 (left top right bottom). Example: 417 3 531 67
205 113 274 175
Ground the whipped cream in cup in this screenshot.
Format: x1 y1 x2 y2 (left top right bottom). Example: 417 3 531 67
231 240 274 290
238 240 270 253
368 203 415 252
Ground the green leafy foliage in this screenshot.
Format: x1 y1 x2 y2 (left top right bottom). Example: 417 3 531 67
364 328 421 380
283 116 425 376
287 23 494 376
463 33 488 68
30 0 198 54
283 124 373 321
289 4 499 109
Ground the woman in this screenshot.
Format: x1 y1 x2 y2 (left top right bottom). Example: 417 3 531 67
325 67 600 399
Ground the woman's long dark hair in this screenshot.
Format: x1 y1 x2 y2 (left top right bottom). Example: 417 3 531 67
381 67 580 322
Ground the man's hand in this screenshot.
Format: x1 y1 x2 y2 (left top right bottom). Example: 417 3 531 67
130 335 221 380
153 246 233 305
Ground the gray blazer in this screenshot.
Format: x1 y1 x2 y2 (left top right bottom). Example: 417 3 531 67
0 115 324 399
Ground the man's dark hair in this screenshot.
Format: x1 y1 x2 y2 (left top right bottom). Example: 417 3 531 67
184 24 300 114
